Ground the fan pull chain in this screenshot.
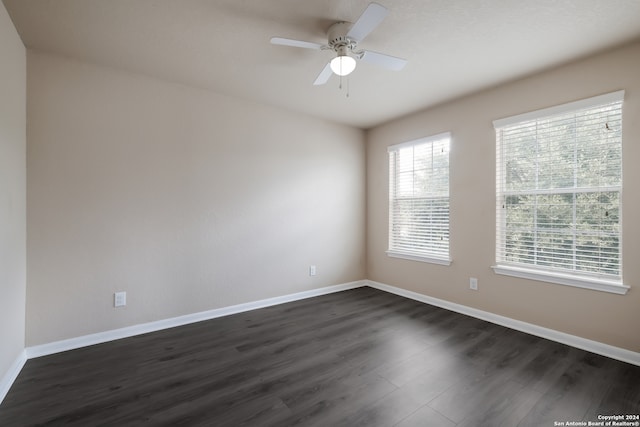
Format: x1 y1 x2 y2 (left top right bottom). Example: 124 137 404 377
338 75 350 98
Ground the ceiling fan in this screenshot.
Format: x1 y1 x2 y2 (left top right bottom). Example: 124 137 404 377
270 2 407 85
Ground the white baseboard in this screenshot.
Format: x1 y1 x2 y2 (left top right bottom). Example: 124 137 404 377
21 279 640 365
0 350 27 404
6 277 638 407
26 280 366 359
366 280 640 367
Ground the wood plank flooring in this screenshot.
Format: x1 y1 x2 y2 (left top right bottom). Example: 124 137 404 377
1 287 639 426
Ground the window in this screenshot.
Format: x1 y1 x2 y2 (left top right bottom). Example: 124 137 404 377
388 133 451 265
493 91 628 294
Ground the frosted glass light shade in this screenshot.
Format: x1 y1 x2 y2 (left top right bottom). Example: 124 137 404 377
330 55 356 76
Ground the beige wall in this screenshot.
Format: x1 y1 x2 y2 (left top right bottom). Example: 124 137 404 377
0 1 26 381
367 40 640 352
26 51 365 346
17 31 640 354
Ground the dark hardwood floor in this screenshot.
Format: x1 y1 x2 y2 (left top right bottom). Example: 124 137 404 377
1 287 639 426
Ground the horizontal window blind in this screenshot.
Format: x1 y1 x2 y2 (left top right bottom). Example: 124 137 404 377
495 92 623 281
388 133 450 262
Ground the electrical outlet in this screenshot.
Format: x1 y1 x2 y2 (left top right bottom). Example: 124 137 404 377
114 291 126 307
469 277 478 291
309 265 317 276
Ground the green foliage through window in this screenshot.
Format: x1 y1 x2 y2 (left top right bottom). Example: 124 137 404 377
495 93 623 279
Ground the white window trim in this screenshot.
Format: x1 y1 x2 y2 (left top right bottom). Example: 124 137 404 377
493 90 625 128
492 264 629 295
387 250 452 266
387 132 452 265
493 90 626 295
387 132 452 151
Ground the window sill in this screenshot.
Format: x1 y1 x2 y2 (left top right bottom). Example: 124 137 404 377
492 264 629 295
387 250 452 266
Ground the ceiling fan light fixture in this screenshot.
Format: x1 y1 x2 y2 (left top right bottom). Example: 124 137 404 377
330 44 356 76
330 55 356 76
271 3 406 85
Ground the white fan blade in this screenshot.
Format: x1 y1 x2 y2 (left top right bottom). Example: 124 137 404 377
347 3 389 42
361 50 407 71
270 37 324 50
313 62 333 85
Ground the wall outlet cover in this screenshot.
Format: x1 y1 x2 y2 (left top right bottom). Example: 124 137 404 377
114 291 126 307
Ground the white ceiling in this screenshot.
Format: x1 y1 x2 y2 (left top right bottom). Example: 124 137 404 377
4 0 640 129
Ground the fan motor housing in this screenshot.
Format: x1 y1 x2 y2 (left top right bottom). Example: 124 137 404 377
327 22 354 49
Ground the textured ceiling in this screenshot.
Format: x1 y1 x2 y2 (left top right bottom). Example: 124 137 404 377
4 0 640 128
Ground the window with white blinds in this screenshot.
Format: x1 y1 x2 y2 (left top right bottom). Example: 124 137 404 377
493 91 628 294
387 133 451 265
